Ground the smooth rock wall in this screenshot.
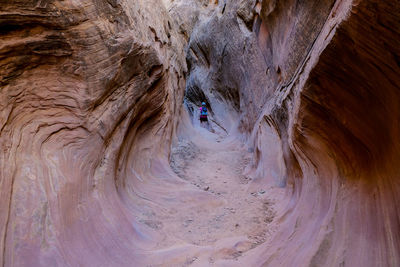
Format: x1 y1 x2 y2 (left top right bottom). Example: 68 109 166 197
181 0 400 266
1 0 399 266
0 0 186 265
278 1 400 265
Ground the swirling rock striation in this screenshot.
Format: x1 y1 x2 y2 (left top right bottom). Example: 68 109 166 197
0 0 186 266
182 0 400 266
1 0 399 266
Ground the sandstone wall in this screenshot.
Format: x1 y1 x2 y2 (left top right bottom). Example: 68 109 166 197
274 1 400 265
181 0 400 266
1 0 399 266
0 1 186 265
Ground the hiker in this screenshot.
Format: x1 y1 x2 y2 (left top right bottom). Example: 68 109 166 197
199 102 208 124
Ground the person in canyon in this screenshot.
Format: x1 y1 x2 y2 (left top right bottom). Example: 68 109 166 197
199 102 208 125
199 101 209 130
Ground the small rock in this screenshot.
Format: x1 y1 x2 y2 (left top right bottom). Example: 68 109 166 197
235 223 239 227
204 186 210 191
259 190 266 194
183 219 194 227
234 240 253 252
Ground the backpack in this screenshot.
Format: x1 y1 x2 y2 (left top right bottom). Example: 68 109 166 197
201 106 208 116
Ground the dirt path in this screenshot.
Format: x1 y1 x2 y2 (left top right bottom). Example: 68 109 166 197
166 133 276 254
134 129 280 265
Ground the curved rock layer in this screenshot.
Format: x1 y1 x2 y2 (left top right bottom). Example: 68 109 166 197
181 0 400 266
251 1 400 266
0 0 399 266
0 0 187 265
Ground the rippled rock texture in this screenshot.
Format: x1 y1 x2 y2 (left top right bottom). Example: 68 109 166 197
182 0 400 266
1 0 400 266
0 0 186 265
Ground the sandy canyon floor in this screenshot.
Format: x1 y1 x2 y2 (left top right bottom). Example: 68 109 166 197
136 126 285 266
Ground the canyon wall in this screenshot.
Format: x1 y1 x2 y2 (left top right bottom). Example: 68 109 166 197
1 0 399 266
181 0 400 266
0 0 187 265
275 1 400 265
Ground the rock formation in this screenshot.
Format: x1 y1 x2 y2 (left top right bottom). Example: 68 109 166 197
1 0 399 266
176 0 400 266
0 1 187 265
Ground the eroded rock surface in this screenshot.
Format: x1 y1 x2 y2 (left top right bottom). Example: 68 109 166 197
182 0 400 266
0 0 186 265
1 0 399 266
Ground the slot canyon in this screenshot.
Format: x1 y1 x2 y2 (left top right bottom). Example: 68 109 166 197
0 0 399 266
